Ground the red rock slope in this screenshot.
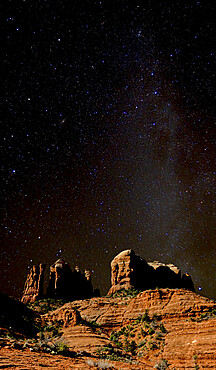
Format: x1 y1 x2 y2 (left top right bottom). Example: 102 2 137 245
1 289 216 369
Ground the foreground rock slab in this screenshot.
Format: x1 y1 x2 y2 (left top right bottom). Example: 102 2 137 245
0 348 146 369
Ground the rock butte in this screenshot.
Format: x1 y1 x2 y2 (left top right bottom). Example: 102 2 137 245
21 258 96 305
109 249 194 294
21 263 46 304
21 249 194 304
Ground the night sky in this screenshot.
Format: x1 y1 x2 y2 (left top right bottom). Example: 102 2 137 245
1 0 216 300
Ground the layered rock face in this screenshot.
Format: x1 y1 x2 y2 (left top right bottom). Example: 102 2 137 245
108 249 194 294
21 259 93 304
2 289 216 369
21 263 46 304
41 289 216 369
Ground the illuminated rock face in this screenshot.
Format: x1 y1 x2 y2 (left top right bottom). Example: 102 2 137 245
21 259 93 304
108 249 195 294
21 263 46 304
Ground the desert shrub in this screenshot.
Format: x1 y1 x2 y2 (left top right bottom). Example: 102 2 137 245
137 350 145 357
190 309 216 322
155 332 164 340
151 320 159 330
6 332 18 340
152 313 161 321
140 326 147 336
43 322 63 337
53 339 70 355
124 338 137 355
148 340 158 350
110 330 120 342
23 339 31 348
79 318 101 332
137 339 146 348
197 311 216 321
148 327 155 335
96 346 135 364
33 336 71 356
108 288 141 298
142 310 150 323
29 298 68 314
193 354 199 369
129 331 135 338
33 335 52 352
119 326 127 335
159 323 167 333
97 359 113 369
154 359 169 369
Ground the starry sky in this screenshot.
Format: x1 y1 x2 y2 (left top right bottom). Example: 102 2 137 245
1 0 216 300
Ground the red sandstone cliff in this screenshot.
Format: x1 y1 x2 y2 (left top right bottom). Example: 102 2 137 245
21 263 46 304
108 249 194 294
21 259 94 304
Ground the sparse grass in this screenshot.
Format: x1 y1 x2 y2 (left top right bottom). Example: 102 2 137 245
28 298 68 314
96 345 139 365
53 338 70 355
154 359 169 369
159 323 167 333
86 358 114 368
108 288 141 298
38 321 63 338
79 318 101 332
190 309 216 322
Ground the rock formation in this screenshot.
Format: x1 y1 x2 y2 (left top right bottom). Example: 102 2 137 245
21 263 46 304
46 259 93 300
108 249 195 294
21 250 195 304
21 259 94 304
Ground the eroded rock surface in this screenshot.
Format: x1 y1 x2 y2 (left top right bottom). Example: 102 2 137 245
21 263 46 304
